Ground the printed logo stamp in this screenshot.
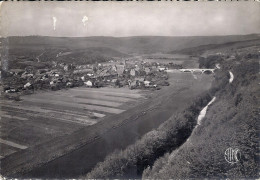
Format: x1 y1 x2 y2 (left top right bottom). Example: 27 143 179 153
225 147 241 164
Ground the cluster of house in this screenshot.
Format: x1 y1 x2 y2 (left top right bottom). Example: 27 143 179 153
3 64 83 93
3 59 180 95
77 59 171 89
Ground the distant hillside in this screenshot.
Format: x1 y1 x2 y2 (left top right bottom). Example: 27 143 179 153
3 34 260 55
84 47 129 58
54 47 129 65
169 38 260 56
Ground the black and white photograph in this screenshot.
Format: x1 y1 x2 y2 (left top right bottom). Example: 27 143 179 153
0 1 259 179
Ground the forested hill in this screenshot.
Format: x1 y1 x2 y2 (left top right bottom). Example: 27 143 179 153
143 45 259 178
3 34 260 54
169 38 260 56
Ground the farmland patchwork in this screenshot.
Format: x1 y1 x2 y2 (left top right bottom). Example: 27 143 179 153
0 87 144 159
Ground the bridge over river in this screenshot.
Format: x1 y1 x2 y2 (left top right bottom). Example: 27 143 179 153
166 68 215 74
179 69 215 73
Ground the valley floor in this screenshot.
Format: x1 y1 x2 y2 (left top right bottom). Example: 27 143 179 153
1 72 213 178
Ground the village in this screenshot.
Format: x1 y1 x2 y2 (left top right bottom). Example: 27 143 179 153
1 57 183 99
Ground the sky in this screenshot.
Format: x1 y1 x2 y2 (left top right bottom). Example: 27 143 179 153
1 1 260 37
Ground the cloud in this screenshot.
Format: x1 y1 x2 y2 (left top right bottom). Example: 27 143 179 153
82 16 88 27
53 17 57 30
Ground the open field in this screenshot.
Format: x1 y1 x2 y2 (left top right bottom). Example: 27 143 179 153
0 87 145 161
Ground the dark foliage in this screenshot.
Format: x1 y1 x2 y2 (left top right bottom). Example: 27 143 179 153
198 55 224 68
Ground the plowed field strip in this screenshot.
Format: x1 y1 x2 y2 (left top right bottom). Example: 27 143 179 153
70 88 142 98
1 101 105 119
22 95 122 108
0 109 80 134
0 115 80 147
1 101 104 119
0 116 64 136
39 106 105 118
78 87 141 94
1 114 28 121
17 99 125 114
33 91 132 103
0 138 27 150
0 143 18 157
74 95 130 102
67 92 133 102
0 101 51 113
0 104 98 125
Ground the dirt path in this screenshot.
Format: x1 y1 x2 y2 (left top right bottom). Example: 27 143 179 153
229 71 234 83
197 97 216 125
